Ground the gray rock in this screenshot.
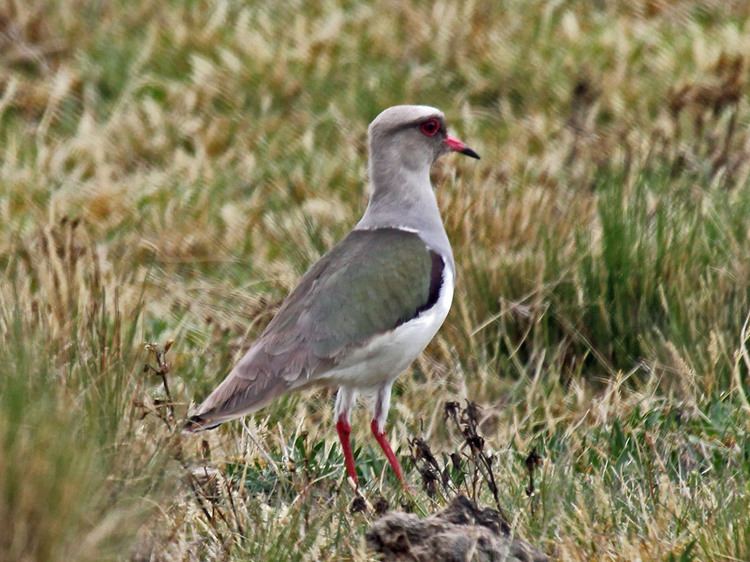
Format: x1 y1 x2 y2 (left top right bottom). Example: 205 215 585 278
366 495 548 562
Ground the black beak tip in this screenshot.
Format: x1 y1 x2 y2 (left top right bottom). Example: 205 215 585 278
461 147 480 160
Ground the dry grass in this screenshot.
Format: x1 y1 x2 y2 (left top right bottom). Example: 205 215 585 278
2 1 750 560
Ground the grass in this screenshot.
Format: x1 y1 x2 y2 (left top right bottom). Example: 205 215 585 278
2 0 750 560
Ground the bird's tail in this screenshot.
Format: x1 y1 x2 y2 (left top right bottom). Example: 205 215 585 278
182 379 282 434
182 346 295 434
182 413 222 433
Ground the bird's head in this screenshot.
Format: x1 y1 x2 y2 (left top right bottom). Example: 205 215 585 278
368 105 479 173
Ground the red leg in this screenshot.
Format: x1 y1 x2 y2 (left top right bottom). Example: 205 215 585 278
371 419 405 484
336 416 358 485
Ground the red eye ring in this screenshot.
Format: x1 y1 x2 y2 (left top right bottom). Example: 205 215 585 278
419 118 441 137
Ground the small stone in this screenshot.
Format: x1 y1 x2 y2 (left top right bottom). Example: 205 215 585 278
374 496 390 515
350 496 368 514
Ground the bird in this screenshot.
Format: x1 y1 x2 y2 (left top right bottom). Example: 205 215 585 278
185 105 479 486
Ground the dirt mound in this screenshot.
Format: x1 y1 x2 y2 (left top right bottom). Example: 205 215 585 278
366 495 548 562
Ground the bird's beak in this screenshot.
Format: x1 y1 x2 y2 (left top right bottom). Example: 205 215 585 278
444 135 480 159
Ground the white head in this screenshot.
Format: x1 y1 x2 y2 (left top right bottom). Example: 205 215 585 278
368 105 479 174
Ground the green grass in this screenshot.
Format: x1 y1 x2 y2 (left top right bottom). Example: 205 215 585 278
2 1 750 560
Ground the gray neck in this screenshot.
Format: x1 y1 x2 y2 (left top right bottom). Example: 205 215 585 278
356 156 454 270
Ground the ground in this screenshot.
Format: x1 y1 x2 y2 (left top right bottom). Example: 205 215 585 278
1 1 750 561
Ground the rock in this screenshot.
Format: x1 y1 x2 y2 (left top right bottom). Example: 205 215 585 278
366 495 548 562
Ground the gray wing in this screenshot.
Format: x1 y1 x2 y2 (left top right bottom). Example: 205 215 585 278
186 227 444 429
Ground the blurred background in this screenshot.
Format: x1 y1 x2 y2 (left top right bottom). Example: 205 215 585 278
2 1 750 560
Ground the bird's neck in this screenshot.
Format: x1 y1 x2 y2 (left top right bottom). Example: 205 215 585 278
359 162 437 227
356 159 453 265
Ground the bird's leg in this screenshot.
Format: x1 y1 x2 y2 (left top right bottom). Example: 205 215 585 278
371 383 406 484
336 418 357 485
370 419 405 483
335 387 358 485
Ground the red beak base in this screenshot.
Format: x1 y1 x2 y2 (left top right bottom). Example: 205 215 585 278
445 135 480 159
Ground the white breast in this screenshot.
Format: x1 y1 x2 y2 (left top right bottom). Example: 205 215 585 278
323 265 454 390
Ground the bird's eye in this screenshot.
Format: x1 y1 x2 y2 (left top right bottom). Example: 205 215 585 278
419 118 441 137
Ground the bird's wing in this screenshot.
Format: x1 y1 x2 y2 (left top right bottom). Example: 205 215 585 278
186 227 445 429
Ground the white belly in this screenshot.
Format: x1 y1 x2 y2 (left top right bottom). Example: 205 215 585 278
322 266 454 390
